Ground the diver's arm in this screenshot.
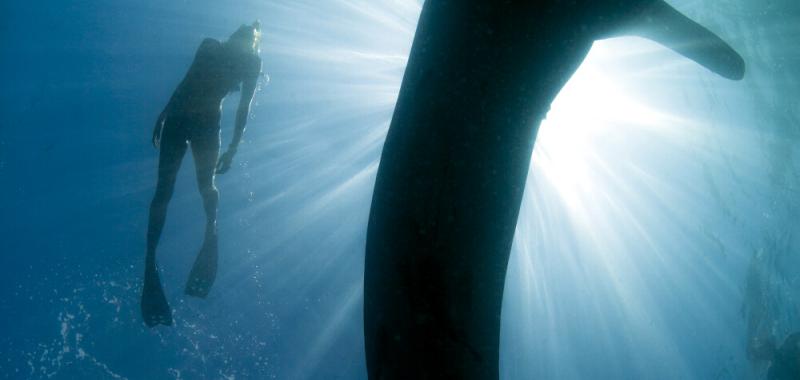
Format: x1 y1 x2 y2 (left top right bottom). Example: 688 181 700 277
230 77 257 151
152 114 166 148
216 67 259 174
152 88 184 148
153 63 199 148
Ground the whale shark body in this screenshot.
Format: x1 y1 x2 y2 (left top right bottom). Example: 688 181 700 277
364 1 744 378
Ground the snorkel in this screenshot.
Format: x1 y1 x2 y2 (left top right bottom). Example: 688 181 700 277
228 20 261 54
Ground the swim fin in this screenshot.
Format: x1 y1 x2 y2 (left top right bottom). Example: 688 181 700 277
141 262 173 327
184 234 218 298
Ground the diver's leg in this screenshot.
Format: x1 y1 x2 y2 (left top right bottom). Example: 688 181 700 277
185 128 221 298
194 133 220 243
142 125 187 326
146 136 188 258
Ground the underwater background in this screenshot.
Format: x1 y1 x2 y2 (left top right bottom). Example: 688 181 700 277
0 0 797 379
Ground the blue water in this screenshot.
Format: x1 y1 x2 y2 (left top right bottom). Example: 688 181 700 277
0 1 797 379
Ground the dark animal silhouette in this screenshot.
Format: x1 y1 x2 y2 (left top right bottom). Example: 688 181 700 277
364 1 744 378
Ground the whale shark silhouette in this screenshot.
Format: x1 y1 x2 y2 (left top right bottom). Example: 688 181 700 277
364 1 744 379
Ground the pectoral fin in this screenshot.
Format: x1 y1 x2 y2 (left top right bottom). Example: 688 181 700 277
618 1 745 80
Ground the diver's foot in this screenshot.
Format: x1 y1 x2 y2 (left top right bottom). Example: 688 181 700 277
141 265 173 327
184 235 218 298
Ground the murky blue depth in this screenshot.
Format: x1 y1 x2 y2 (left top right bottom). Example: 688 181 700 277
0 1 797 379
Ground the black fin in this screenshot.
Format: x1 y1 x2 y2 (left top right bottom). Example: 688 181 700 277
619 0 745 80
184 235 218 298
141 265 173 327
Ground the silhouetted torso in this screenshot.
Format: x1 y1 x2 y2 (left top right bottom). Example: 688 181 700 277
170 38 260 120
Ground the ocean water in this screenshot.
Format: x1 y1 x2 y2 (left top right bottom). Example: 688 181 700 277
0 1 797 379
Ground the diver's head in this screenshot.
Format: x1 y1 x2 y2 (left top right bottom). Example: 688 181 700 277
227 21 261 54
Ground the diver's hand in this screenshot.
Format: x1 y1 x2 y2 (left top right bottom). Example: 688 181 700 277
216 149 236 174
152 114 166 149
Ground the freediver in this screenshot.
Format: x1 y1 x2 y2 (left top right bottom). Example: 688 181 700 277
141 22 262 327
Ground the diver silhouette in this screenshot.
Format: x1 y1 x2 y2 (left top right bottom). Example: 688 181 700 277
141 22 262 327
364 1 745 378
